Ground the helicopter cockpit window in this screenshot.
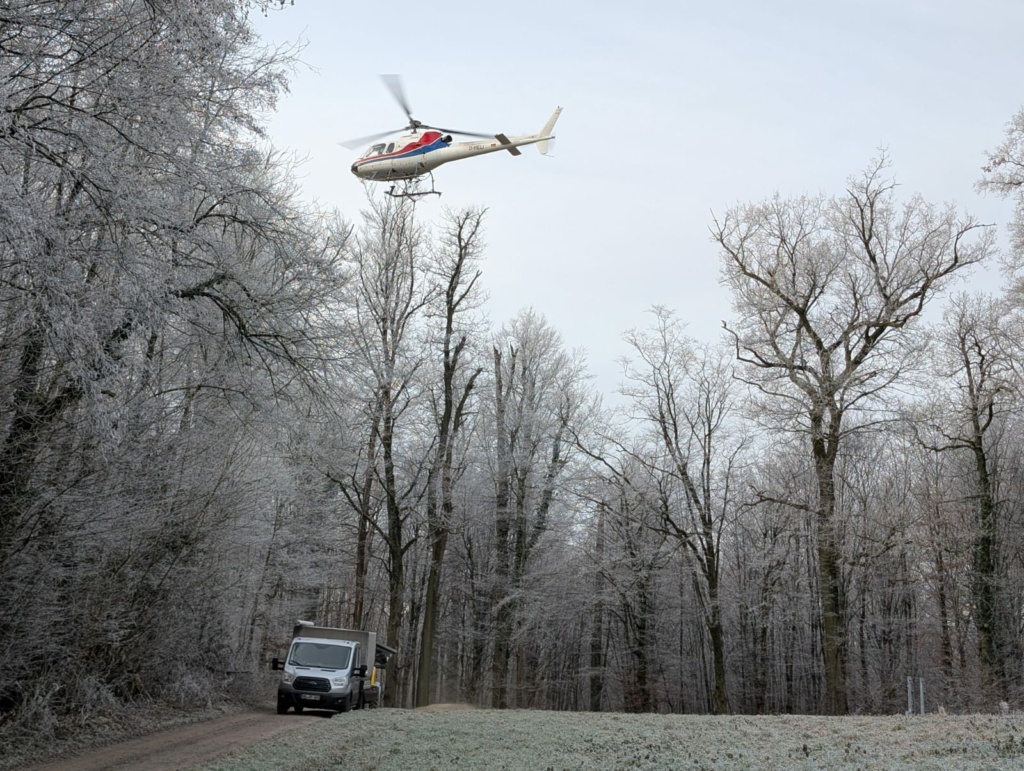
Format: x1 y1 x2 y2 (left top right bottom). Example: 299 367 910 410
366 143 386 158
386 142 395 153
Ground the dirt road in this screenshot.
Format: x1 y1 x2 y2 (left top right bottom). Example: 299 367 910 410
24 707 323 770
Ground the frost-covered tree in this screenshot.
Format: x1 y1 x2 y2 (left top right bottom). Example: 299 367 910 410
0 0 343 730
341 195 431 706
912 294 1019 702
416 208 485 707
489 310 591 708
980 106 1024 272
714 158 992 713
619 309 747 714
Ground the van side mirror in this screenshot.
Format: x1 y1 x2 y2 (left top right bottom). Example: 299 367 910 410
271 657 282 671
357 664 367 677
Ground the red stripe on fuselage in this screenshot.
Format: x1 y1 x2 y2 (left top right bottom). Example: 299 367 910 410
356 131 444 165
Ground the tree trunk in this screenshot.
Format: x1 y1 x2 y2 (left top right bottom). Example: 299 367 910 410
352 418 380 630
416 514 449 705
813 427 848 714
589 505 605 711
971 440 999 695
491 346 513 709
381 399 405 708
701 522 730 714
415 210 483 707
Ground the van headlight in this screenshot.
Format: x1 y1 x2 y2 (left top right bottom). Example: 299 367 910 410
332 675 348 688
282 671 295 684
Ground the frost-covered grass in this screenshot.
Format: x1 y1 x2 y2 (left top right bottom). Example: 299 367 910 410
201 707 1024 770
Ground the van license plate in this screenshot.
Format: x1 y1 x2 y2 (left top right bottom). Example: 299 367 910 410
300 694 320 701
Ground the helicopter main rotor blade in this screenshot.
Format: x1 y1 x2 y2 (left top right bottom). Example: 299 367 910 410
338 128 406 150
381 74 416 125
342 76 498 149
420 124 494 139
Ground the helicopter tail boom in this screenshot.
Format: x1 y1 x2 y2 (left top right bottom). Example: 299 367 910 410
536 107 562 155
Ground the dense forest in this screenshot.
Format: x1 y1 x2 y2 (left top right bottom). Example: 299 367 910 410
5 0 1024 741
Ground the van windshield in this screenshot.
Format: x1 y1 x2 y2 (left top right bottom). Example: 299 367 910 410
288 642 352 670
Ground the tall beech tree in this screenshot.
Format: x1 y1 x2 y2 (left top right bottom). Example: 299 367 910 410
914 294 1015 700
714 158 992 713
415 208 485 707
345 195 430 705
489 310 589 708
620 308 746 714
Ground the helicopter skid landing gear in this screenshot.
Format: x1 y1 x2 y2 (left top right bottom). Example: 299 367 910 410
386 173 441 200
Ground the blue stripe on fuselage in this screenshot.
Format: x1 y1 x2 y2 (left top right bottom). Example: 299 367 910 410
396 138 447 158
355 138 448 169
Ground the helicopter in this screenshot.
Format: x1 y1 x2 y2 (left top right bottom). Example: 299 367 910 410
342 75 561 198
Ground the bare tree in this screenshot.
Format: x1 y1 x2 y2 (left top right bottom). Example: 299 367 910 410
912 294 1016 700
489 310 590 708
491 342 515 708
596 457 671 712
714 157 992 713
620 308 747 713
415 207 485 707
729 449 805 713
979 105 1024 269
344 195 430 706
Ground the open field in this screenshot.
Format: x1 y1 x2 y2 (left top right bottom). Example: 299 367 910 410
198 707 1024 771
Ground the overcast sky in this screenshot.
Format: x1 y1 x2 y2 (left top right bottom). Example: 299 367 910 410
251 1 1024 393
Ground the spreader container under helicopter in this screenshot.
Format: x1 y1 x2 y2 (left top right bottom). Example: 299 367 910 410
341 75 560 197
